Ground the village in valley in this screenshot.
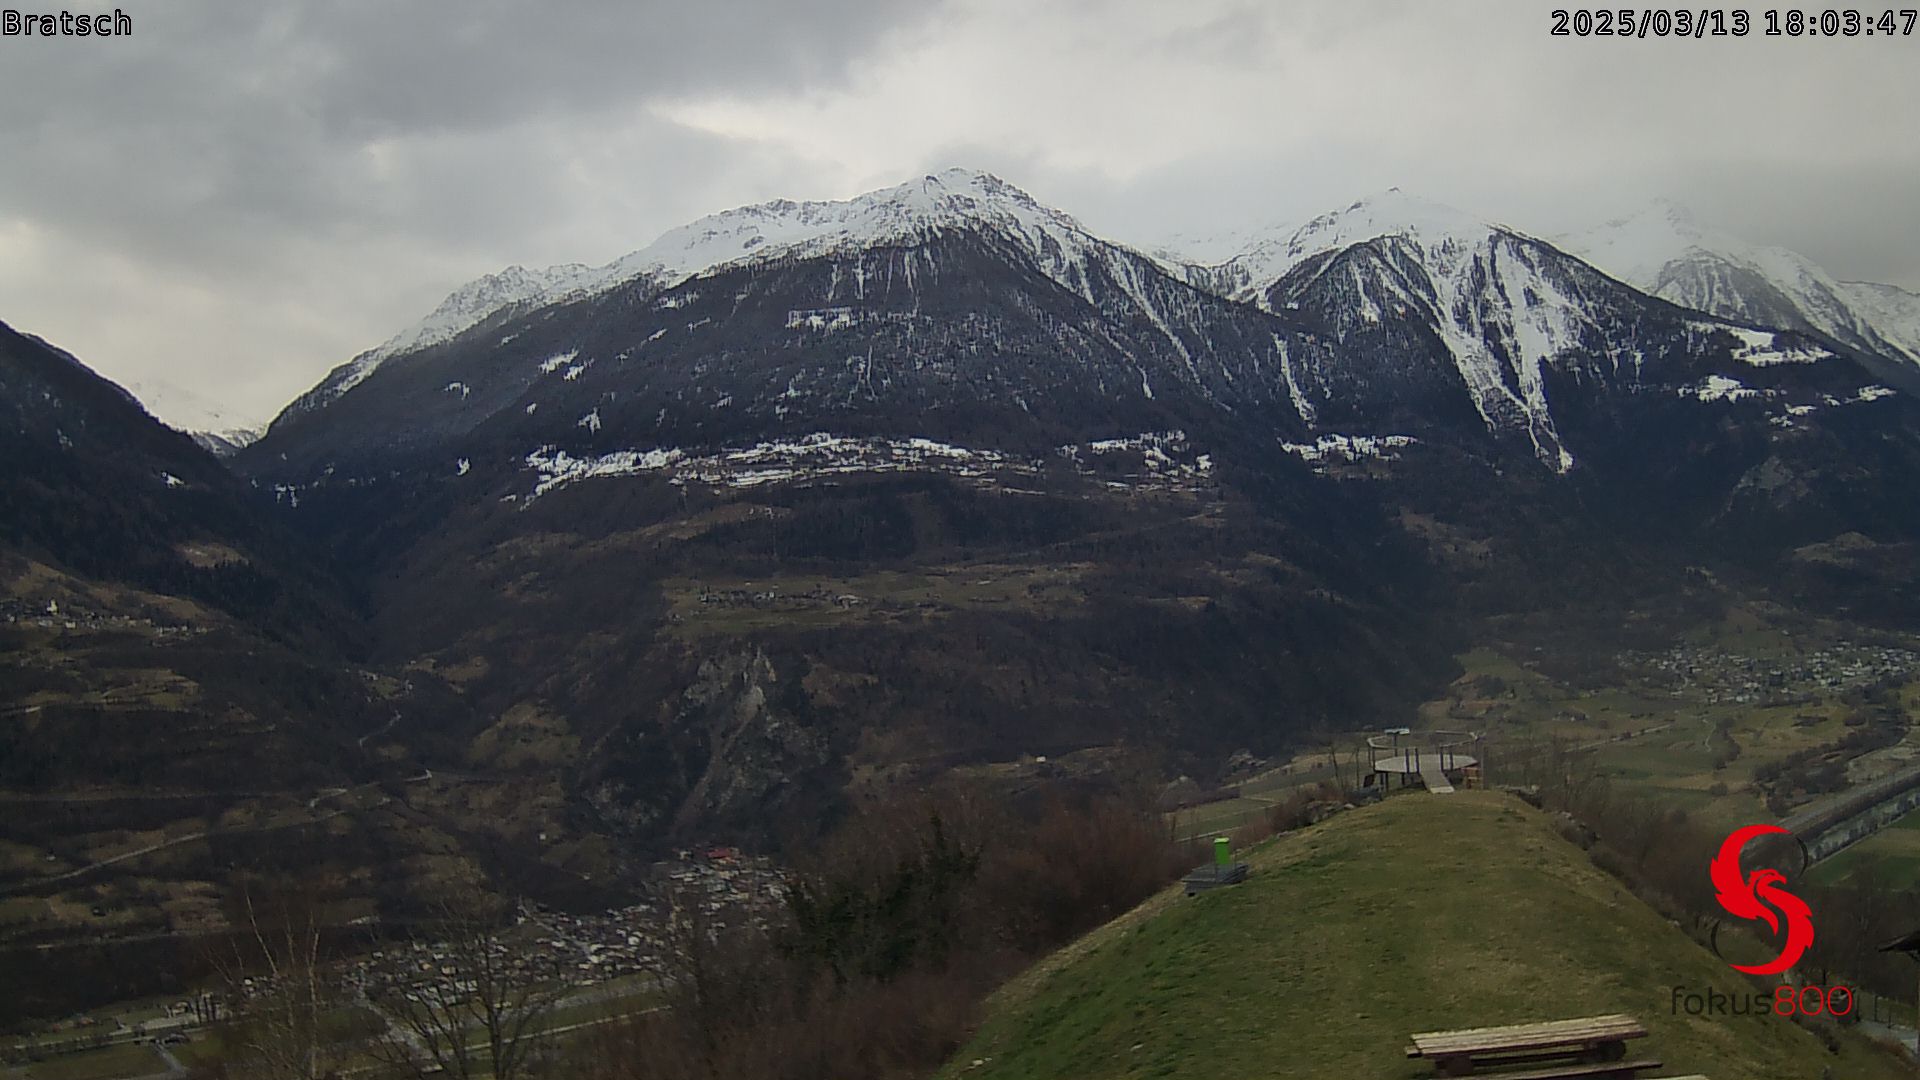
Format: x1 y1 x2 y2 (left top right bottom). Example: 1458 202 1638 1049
350 846 788 994
5 848 790 1067
1618 640 1918 706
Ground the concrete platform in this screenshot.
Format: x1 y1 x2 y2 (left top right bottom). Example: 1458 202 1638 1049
1371 752 1477 775
1183 861 1250 895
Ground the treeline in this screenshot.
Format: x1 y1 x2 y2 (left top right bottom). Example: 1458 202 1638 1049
0 434 364 656
1753 679 1909 812
574 784 1195 1080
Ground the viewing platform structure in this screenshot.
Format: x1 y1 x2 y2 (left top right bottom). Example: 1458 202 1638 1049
1369 729 1480 794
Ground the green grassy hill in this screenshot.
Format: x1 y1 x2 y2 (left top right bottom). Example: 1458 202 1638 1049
945 792 1908 1080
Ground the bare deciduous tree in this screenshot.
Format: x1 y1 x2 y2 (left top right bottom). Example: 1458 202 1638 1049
209 884 356 1080
365 909 569 1080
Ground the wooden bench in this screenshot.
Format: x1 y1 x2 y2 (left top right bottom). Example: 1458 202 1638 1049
1406 1014 1650 1077
1488 1061 1663 1080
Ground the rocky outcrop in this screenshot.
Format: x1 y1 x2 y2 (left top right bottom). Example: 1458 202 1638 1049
669 648 832 831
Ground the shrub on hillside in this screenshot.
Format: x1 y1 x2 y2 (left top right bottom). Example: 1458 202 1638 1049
1263 782 1346 835
976 797 1192 953
573 784 1192 1080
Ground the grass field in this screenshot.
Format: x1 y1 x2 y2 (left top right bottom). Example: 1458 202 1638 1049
947 792 1910 1080
1424 629 1907 835
1810 808 1920 888
659 563 1089 638
1166 798 1273 841
10 1041 163 1080
9 971 661 1080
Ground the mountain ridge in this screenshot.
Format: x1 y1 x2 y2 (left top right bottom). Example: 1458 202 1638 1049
0 316 365 654
1146 190 1902 473
275 168 1154 427
262 175 1918 480
10 170 1920 1004
1565 201 1920 371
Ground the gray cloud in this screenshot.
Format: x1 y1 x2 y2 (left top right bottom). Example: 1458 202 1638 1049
2 0 940 263
0 0 942 420
1 0 1915 426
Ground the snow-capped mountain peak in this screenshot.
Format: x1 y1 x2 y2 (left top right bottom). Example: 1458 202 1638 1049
602 167 1108 297
1251 188 1501 272
1839 280 1920 362
280 262 611 420
1158 190 1693 473
1566 199 1746 288
286 170 1119 422
1565 203 1920 370
381 263 604 358
1157 189 1524 307
124 378 263 456
260 174 1917 486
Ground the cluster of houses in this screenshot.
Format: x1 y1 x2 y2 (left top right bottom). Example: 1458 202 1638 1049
340 849 789 1001
343 928 574 1007
1623 641 1916 705
697 585 865 610
9 850 792 1061
784 307 920 332
0 598 197 638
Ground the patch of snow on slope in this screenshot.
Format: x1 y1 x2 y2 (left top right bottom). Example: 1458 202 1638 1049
525 435 1023 498
525 447 686 498
1272 334 1316 425
1682 375 1759 403
123 378 264 451
1725 327 1829 366
1199 192 1578 470
1280 433 1417 464
1839 281 1920 366
523 431 1215 501
787 307 858 332
292 265 612 414
1395 225 1578 471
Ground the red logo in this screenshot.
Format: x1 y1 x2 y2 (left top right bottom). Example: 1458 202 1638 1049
1710 824 1814 975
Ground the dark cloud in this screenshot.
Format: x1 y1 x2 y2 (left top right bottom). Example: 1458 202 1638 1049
3 0 937 133
0 0 942 418
0 0 1914 425
2 0 939 264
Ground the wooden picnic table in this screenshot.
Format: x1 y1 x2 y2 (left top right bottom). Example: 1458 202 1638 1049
1406 1014 1655 1077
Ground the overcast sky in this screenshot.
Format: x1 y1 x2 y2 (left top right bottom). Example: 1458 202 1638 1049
3 0 1916 428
